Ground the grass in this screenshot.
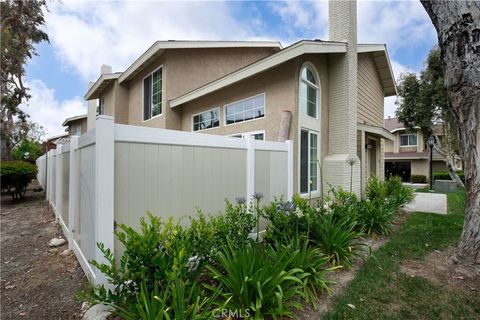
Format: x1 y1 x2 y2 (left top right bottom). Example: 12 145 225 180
324 189 480 319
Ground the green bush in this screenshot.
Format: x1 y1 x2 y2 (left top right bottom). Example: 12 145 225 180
205 241 305 319
410 174 427 183
11 140 43 162
434 170 465 182
309 212 363 267
356 199 396 236
0 161 37 200
385 176 414 210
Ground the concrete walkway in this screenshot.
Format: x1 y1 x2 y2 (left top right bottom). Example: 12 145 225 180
404 192 448 215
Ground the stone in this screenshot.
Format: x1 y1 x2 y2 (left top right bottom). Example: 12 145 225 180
48 238 66 247
48 248 58 254
60 249 72 256
82 304 114 320
434 180 458 193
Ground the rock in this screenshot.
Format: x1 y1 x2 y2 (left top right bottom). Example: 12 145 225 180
347 304 356 309
48 238 66 247
81 301 91 313
82 304 114 320
60 249 72 256
48 248 58 254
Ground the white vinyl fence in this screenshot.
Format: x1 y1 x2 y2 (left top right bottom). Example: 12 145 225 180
37 116 293 285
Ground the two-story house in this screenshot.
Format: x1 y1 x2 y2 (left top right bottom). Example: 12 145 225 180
83 1 396 198
62 114 88 138
384 117 461 182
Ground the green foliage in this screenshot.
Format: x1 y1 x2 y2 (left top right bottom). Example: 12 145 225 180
277 237 337 307
186 201 255 266
410 174 427 183
310 212 363 267
11 139 43 162
205 241 305 319
434 170 465 182
356 200 395 236
0 160 37 200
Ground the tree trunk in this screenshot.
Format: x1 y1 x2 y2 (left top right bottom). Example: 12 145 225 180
433 132 464 188
0 114 14 161
421 1 480 268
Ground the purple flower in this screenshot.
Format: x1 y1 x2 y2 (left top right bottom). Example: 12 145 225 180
236 196 246 205
253 192 264 201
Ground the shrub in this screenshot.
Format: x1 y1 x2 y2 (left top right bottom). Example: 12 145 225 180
410 174 427 183
0 161 37 200
356 200 395 236
385 176 414 210
434 170 465 182
206 241 305 318
276 237 337 307
309 212 363 267
11 140 43 162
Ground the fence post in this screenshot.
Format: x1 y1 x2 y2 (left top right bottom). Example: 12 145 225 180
55 145 63 222
246 135 255 207
47 150 53 201
94 115 115 286
68 136 79 249
286 140 294 200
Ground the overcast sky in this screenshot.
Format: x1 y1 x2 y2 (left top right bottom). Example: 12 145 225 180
22 0 438 137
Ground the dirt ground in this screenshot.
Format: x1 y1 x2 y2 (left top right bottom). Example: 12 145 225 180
1 183 88 320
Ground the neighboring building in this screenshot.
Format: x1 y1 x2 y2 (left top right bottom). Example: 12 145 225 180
84 1 396 198
42 133 69 151
384 117 461 182
62 114 88 138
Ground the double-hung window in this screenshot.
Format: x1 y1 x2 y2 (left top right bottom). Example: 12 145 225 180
143 67 162 121
98 96 105 115
300 129 319 194
400 133 417 147
225 94 264 125
192 108 220 131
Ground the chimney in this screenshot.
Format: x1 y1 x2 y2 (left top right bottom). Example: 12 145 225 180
86 81 97 131
101 64 112 75
323 0 361 195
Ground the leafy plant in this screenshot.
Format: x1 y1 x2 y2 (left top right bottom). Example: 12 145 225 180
385 176 415 210
310 212 364 267
410 174 427 183
206 241 305 319
277 237 337 307
356 200 396 236
0 161 37 199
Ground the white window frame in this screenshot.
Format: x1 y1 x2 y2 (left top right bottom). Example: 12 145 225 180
224 93 266 126
142 66 163 122
400 133 417 147
227 130 266 140
299 62 320 119
191 107 220 132
299 128 320 196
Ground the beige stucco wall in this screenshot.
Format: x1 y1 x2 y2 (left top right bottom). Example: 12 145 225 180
411 159 429 178
124 47 278 130
67 118 88 138
177 54 330 195
357 53 384 127
384 138 394 152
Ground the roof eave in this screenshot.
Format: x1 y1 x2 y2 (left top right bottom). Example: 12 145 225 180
358 44 397 97
84 74 120 100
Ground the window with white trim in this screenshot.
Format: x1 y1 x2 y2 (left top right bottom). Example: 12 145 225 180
229 131 265 140
143 68 162 121
97 96 105 115
400 133 417 147
225 94 264 125
192 108 220 131
300 129 318 194
300 66 318 118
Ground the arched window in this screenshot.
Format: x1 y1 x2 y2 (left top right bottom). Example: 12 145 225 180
299 65 318 118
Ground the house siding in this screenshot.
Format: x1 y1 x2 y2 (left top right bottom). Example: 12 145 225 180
357 53 384 127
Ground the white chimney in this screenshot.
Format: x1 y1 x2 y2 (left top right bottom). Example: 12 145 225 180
100 64 112 75
87 81 97 131
323 0 361 195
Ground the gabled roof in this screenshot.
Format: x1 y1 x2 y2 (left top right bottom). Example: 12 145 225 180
384 117 403 131
118 40 283 84
170 41 397 108
84 72 121 100
62 114 87 127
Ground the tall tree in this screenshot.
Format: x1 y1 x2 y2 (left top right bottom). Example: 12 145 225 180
420 1 480 268
396 48 464 187
1 0 49 160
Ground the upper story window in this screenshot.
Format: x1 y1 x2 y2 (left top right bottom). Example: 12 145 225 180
299 65 318 118
192 108 220 131
71 124 81 136
400 133 417 147
225 94 265 125
143 67 162 121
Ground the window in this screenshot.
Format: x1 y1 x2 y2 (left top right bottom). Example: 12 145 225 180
98 96 105 115
300 65 318 118
225 94 264 125
229 131 265 140
400 133 417 146
71 124 81 136
300 129 318 194
192 108 220 131
143 68 162 121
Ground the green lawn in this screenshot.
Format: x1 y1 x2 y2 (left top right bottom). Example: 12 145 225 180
324 189 480 320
